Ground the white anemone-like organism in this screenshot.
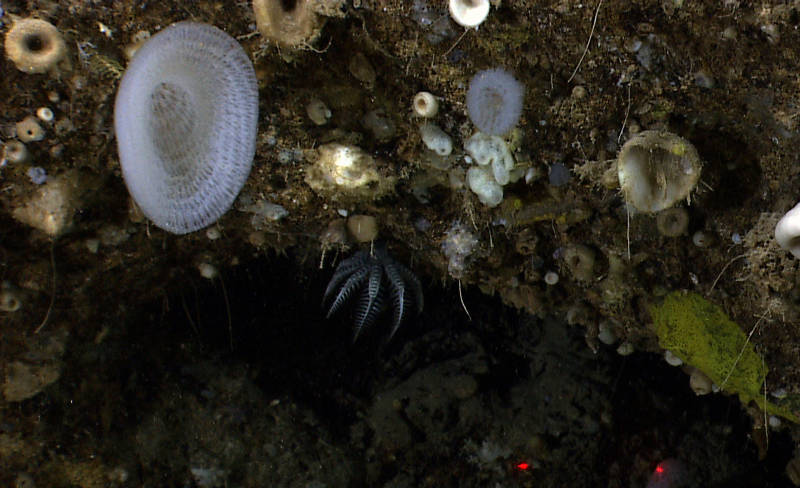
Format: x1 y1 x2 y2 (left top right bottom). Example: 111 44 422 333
114 22 258 234
617 131 701 213
449 0 491 28
775 201 800 258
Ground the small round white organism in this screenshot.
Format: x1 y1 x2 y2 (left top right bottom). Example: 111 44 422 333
306 98 331 125
413 91 439 118
776 201 800 258
36 107 54 122
691 230 714 248
449 0 490 28
543 271 559 286
114 22 258 234
664 350 683 366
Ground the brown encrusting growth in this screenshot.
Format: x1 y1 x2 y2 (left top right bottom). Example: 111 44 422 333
4 17 66 73
253 0 323 47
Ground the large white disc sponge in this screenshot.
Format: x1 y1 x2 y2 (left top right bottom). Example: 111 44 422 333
114 22 258 234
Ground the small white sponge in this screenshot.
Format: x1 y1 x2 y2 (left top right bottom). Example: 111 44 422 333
115 22 258 234
466 68 524 136
419 123 453 156
467 166 503 207
464 132 514 185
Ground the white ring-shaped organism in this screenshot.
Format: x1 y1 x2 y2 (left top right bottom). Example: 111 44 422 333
115 22 258 234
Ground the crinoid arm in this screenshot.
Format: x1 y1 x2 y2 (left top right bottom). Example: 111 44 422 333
398 265 424 314
383 262 407 338
325 265 369 319
353 262 385 339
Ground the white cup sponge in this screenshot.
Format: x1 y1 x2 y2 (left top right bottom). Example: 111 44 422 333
114 22 258 234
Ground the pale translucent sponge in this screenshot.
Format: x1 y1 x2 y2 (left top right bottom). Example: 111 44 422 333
114 22 258 234
466 68 524 136
464 132 514 185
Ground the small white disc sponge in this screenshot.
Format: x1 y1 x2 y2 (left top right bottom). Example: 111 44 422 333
449 0 491 28
775 201 800 258
617 130 702 213
466 68 524 136
114 22 258 234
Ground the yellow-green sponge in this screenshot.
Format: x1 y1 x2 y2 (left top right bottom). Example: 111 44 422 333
651 290 797 422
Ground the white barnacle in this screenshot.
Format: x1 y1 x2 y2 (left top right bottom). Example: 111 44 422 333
114 22 258 234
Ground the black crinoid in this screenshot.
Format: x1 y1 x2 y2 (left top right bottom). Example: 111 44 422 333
323 242 424 340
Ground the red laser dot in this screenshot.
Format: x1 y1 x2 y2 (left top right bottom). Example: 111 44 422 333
516 462 530 471
655 464 664 474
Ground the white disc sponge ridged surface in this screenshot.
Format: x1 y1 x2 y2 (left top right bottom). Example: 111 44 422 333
115 22 258 234
466 68 524 136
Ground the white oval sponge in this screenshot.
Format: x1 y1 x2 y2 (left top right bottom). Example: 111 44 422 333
114 22 258 234
419 123 453 156
467 166 503 207
464 132 514 185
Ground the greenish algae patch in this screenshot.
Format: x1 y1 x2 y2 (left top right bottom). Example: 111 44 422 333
651 291 798 422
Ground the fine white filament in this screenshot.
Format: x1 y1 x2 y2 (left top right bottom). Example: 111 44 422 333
115 22 258 234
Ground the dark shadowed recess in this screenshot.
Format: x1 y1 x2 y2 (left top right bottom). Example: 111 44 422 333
36 249 793 486
688 128 763 212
